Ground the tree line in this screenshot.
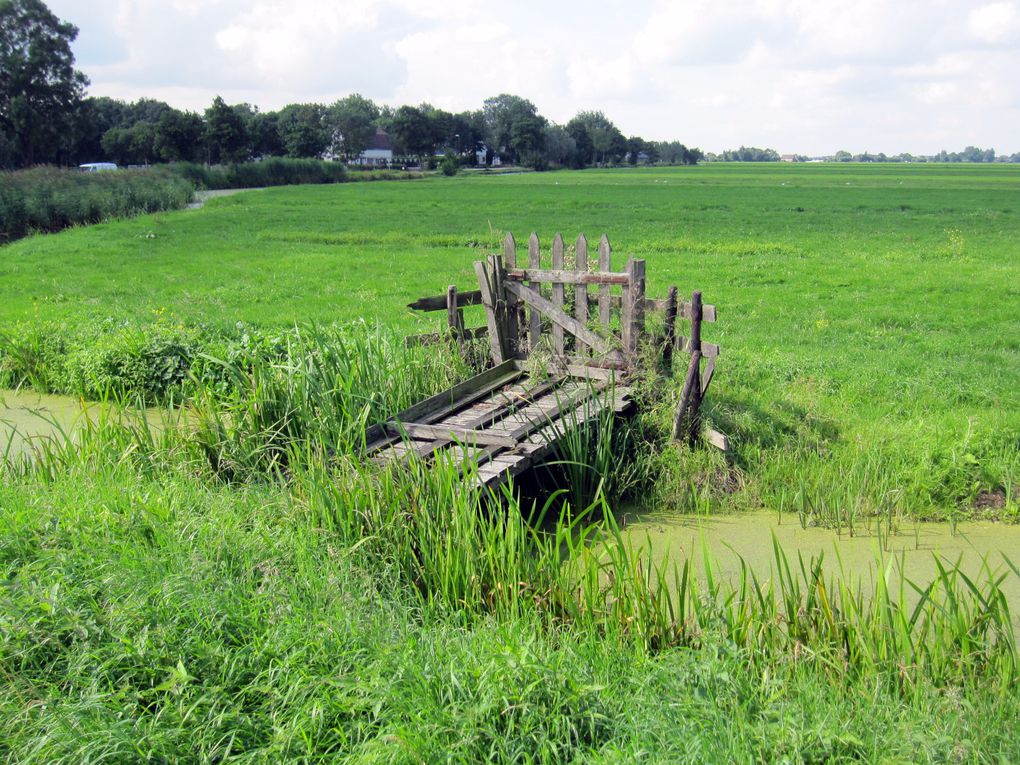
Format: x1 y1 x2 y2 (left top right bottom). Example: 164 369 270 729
0 0 702 171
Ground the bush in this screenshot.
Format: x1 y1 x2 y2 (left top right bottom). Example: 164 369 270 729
0 166 194 243
170 157 348 190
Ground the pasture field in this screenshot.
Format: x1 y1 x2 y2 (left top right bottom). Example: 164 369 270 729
3 164 1020 761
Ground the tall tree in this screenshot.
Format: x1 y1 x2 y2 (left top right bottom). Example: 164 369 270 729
390 104 435 161
153 108 203 162
204 95 249 163
0 0 89 167
482 94 544 164
276 103 327 158
325 93 379 161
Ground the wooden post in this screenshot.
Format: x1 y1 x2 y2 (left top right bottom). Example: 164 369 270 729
686 290 703 442
598 234 611 329
474 256 507 364
672 350 702 441
528 232 541 352
575 234 589 356
551 233 565 356
622 257 646 360
663 285 678 370
503 233 521 355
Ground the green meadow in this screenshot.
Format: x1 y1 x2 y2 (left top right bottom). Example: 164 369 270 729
3 164 1020 761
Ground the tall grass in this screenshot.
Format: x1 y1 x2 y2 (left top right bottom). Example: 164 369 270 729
0 166 193 242
5 326 1014 692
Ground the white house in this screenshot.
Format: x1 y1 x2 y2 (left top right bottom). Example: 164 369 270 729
357 128 394 167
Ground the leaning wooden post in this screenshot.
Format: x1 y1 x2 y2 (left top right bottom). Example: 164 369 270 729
474 256 507 364
663 285 678 370
503 233 521 355
622 257 646 361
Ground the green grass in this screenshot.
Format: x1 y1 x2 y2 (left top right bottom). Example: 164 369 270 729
2 163 1018 518
3 164 1020 760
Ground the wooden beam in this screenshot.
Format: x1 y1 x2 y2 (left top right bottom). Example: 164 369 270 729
407 290 482 312
675 337 721 357
474 259 506 364
663 286 678 369
386 422 518 449
503 232 521 353
528 232 541 352
598 234 612 328
575 234 589 356
505 268 630 286
622 257 646 356
404 325 487 347
364 361 521 452
701 355 716 395
551 233 565 356
504 280 619 359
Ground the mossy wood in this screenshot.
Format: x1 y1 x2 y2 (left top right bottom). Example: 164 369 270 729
386 232 724 486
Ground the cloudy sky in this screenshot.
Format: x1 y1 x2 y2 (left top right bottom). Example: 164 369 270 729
48 0 1020 155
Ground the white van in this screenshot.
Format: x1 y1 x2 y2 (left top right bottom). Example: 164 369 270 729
79 162 119 172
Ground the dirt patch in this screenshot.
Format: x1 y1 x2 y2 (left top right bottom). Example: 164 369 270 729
973 489 1007 511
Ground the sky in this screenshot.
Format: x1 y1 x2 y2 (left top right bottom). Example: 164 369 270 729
48 0 1020 156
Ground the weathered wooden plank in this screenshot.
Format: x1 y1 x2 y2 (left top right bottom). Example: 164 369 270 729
446 285 460 337
407 290 483 312
404 325 488 347
622 257 646 356
528 232 541 352
674 337 721 357
551 233 565 356
474 258 506 364
504 280 618 359
503 231 517 268
575 234 589 356
672 349 702 441
680 301 716 322
706 428 729 451
505 269 630 286
701 355 716 395
598 234 612 328
663 285 678 369
642 298 716 321
365 360 521 451
386 422 518 449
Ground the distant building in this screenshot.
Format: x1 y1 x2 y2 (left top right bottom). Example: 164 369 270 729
357 128 394 167
780 154 797 162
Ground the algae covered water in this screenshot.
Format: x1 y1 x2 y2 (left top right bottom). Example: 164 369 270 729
1 389 169 460
619 508 1020 630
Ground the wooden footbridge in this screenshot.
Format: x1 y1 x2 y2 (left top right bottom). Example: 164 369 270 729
364 233 720 489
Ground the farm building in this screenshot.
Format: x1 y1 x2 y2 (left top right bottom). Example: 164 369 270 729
357 128 394 167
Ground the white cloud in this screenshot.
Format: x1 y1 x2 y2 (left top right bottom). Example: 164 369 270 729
968 2 1020 42
43 0 1020 153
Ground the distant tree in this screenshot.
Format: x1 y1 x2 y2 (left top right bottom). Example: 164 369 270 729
542 124 576 167
482 94 545 164
0 0 89 167
153 109 203 162
325 93 379 161
248 110 283 157
833 150 852 162
390 104 435 161
101 122 156 165
276 103 327 158
204 96 249 163
566 111 625 166
719 146 779 161
123 97 171 126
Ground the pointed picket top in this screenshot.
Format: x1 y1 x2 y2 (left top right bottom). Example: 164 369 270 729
574 234 589 355
502 232 516 268
598 234 612 328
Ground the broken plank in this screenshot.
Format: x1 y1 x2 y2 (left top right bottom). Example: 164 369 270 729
407 290 482 312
